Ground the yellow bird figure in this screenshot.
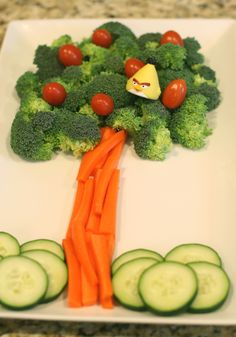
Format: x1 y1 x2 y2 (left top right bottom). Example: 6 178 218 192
126 64 161 100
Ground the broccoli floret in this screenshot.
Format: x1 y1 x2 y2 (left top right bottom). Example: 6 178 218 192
34 45 65 80
80 42 110 63
190 83 221 111
32 111 56 132
79 61 104 82
19 93 52 119
85 73 134 108
184 37 204 67
158 68 194 91
10 112 55 161
110 36 140 60
137 33 161 50
137 100 171 126
79 104 100 124
140 43 186 70
193 73 216 87
169 94 211 149
54 109 101 157
62 86 87 112
134 120 172 161
61 66 83 86
106 106 142 136
192 64 216 82
15 71 41 99
51 34 73 48
103 54 124 74
97 21 136 41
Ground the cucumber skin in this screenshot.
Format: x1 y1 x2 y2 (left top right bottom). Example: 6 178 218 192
21 250 68 304
0 231 20 256
21 239 65 260
113 296 147 312
138 262 198 316
112 248 163 275
165 243 222 267
40 281 68 304
187 263 231 314
0 256 48 311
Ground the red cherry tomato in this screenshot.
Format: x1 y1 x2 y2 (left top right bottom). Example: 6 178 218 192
91 93 114 116
42 82 67 106
162 79 187 109
160 30 184 47
125 58 145 78
92 29 113 48
58 44 83 66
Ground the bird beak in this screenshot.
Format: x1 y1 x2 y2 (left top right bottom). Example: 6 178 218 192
134 84 143 92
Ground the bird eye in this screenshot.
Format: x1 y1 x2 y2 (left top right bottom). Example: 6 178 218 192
142 84 147 88
133 80 137 85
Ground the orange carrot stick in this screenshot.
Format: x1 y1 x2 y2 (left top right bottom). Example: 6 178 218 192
94 138 125 215
77 130 126 182
76 127 115 181
90 234 113 307
86 169 102 233
71 177 98 285
81 266 98 306
66 181 85 239
62 238 82 308
93 128 116 173
101 296 113 309
99 169 120 235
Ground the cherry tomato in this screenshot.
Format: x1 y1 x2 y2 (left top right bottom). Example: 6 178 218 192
125 58 145 78
92 29 113 48
42 82 67 106
160 30 184 47
91 93 114 116
162 79 187 109
58 44 83 66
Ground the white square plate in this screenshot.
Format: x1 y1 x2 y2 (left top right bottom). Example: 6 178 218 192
0 18 236 325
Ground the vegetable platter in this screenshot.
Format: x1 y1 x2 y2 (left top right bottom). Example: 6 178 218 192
0 19 236 325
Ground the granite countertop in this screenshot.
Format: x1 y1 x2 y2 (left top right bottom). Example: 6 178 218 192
0 1 236 336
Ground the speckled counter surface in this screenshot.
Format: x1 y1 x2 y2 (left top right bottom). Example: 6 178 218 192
0 1 236 336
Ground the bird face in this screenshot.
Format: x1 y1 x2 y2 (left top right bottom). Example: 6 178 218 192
126 64 161 100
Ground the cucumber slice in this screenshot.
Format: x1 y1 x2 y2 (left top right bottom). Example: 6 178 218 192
112 257 158 310
165 243 222 266
0 255 48 310
139 261 198 315
112 249 163 275
21 239 64 260
188 262 230 313
0 232 20 257
22 250 68 303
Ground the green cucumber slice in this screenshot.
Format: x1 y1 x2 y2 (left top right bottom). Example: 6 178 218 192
188 262 230 313
22 249 68 302
139 261 198 315
0 255 48 310
112 248 163 275
0 232 20 257
112 257 158 310
21 239 64 260
165 243 222 266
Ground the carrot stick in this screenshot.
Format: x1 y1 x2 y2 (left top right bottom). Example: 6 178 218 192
86 169 102 233
94 138 125 215
99 169 120 235
66 181 85 239
76 127 115 181
81 266 98 306
77 130 126 182
101 296 113 309
62 238 82 307
71 177 98 285
90 234 113 307
106 234 115 263
93 128 116 173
